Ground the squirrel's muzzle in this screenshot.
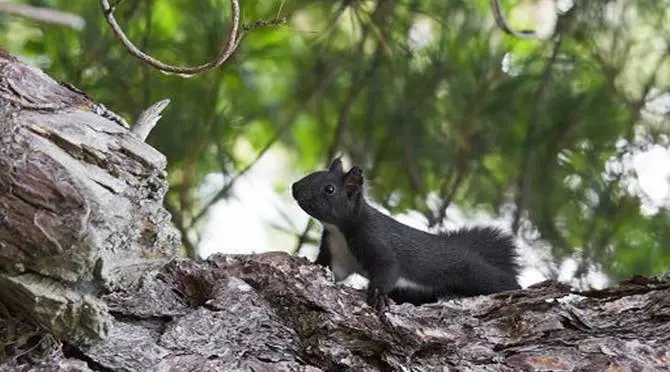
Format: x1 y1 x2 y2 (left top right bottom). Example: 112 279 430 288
291 181 302 201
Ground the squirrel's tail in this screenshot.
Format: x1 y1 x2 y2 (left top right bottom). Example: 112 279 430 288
444 226 521 276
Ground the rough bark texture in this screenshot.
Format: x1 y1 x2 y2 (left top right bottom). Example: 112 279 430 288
0 48 180 346
3 252 670 371
1 50 670 372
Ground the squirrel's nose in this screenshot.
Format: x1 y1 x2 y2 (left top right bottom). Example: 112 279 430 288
291 182 299 199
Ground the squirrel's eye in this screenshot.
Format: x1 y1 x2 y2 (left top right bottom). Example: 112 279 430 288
324 184 335 194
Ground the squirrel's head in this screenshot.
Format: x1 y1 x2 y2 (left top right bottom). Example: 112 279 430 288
291 158 364 226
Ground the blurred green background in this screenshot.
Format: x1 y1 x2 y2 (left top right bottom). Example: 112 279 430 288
1 0 668 288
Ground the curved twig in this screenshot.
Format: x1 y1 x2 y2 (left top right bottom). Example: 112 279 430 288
99 0 242 76
490 0 539 39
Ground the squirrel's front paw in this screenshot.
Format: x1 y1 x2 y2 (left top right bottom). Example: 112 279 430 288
366 287 389 313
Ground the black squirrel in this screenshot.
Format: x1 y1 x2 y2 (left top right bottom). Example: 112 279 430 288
291 159 521 311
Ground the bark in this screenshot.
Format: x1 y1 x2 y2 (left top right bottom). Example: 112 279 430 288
0 48 180 347
1 49 669 372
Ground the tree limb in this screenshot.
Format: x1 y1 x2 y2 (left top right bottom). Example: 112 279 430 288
0 3 85 30
99 0 242 76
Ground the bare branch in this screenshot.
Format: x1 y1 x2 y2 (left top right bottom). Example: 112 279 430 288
242 16 288 32
293 219 315 256
189 62 344 228
326 27 377 160
512 37 563 234
429 165 466 228
0 3 85 30
99 0 242 76
164 199 196 258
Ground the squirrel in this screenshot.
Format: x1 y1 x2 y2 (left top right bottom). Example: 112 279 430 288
291 158 521 312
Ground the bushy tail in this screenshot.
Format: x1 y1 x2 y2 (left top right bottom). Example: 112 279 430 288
443 226 521 277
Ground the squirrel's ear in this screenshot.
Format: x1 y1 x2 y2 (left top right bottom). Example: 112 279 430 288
328 158 344 174
343 166 363 198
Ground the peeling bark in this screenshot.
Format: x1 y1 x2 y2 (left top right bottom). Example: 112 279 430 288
0 48 180 346
0 49 669 372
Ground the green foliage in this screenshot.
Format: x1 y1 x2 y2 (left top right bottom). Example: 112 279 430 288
2 0 668 283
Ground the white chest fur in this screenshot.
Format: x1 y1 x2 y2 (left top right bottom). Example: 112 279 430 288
323 223 365 281
321 223 430 293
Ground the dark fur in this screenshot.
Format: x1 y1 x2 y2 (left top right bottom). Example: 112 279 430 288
292 159 521 310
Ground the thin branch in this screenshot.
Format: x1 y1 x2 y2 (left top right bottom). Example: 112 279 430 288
325 22 378 160
429 160 467 228
190 64 344 227
141 0 155 107
311 0 354 46
189 127 282 226
428 68 502 227
403 147 425 197
242 16 287 32
99 0 242 76
271 200 300 233
164 199 197 258
266 211 320 248
293 219 316 255
490 0 540 39
512 36 563 234
267 221 295 236
0 3 85 30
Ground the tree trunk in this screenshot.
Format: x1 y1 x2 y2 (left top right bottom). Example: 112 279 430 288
0 48 180 347
0 48 669 372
